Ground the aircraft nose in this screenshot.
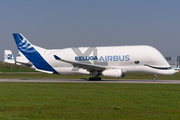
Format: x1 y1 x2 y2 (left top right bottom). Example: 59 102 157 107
169 69 176 75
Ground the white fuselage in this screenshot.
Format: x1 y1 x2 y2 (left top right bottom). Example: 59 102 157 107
12 33 176 79
37 45 175 75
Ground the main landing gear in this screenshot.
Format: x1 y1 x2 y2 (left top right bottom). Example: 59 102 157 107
89 71 102 81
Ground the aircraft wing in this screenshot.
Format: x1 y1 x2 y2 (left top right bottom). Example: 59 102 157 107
54 55 107 71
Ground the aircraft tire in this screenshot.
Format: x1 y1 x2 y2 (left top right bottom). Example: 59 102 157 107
89 77 94 81
95 77 101 81
89 77 101 81
97 77 101 81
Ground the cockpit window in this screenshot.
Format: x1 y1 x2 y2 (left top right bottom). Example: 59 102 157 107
144 64 172 70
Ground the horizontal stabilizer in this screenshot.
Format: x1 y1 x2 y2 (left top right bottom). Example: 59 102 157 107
16 61 33 68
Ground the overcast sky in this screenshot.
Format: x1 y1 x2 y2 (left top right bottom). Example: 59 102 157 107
1 0 180 61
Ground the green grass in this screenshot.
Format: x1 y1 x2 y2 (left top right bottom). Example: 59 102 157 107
0 72 180 80
0 67 180 80
0 68 38 72
0 83 180 119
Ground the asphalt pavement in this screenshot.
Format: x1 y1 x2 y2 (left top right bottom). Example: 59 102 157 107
0 79 180 84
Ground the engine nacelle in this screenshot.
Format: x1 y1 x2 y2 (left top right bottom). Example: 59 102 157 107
102 69 124 78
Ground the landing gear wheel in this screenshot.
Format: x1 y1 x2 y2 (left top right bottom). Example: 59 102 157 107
97 77 101 81
89 77 102 81
94 77 102 81
89 77 94 81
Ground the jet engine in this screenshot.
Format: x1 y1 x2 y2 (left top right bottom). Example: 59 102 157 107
102 69 124 77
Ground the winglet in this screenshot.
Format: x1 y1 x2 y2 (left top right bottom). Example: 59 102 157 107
54 55 61 60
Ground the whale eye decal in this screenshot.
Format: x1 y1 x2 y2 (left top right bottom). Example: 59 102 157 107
134 60 140 64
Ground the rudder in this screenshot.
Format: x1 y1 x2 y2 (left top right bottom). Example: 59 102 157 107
12 33 58 73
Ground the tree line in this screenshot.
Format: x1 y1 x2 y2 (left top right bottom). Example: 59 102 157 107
0 61 26 69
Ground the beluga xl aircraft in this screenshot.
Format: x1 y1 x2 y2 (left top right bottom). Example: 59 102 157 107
9 33 176 80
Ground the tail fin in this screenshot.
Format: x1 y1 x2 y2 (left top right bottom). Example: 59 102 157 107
12 33 58 73
4 50 15 64
174 66 180 72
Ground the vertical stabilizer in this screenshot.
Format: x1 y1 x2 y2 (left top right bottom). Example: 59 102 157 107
12 33 58 74
4 50 15 64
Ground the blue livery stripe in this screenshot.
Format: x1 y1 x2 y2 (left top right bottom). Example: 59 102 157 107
13 33 58 74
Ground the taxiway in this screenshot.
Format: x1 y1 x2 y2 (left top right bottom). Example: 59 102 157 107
0 79 180 84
